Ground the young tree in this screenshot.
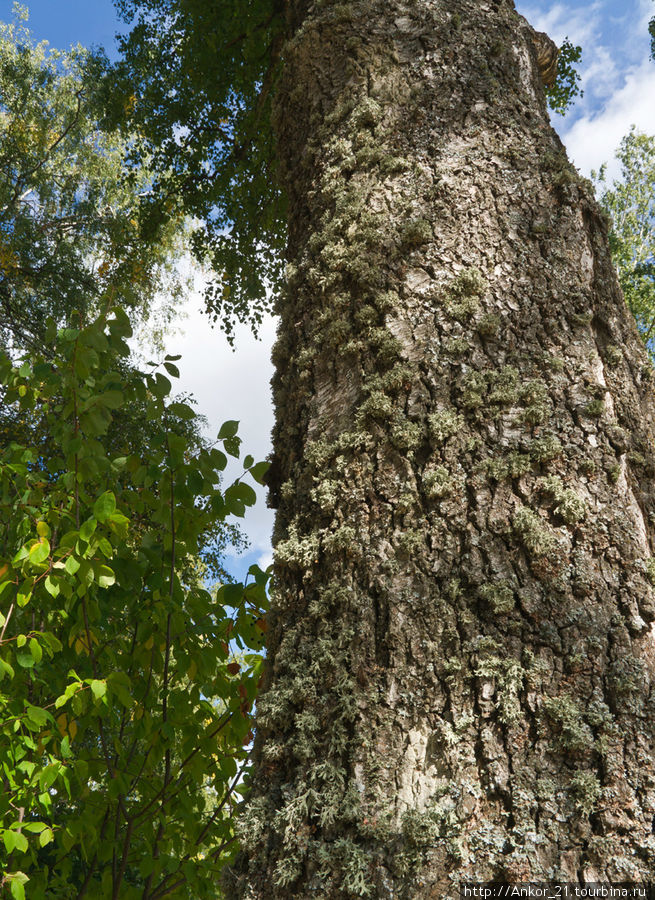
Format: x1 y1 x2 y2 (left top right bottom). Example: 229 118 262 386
0 11 271 898
594 128 655 352
112 0 655 896
0 312 269 899
0 6 186 354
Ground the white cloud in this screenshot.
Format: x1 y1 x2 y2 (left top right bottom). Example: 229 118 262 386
517 1 603 49
165 299 277 558
560 60 655 177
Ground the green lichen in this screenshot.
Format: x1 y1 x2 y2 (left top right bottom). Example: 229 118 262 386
608 656 645 699
607 463 621 484
488 366 519 406
460 371 486 410
475 655 524 726
445 336 469 356
542 694 593 751
479 581 515 615
529 433 563 463
428 408 464 445
512 506 559 556
482 457 509 482
359 390 394 421
477 312 501 337
604 345 622 368
481 452 532 482
569 771 603 815
646 558 655 585
276 525 321 571
543 354 565 372
395 529 424 556
423 465 460 499
311 479 341 512
380 155 410 175
570 311 593 327
539 474 586 524
518 379 550 425
580 458 597 476
584 398 605 417
352 96 382 129
323 525 362 557
400 217 432 250
445 267 487 322
390 417 423 451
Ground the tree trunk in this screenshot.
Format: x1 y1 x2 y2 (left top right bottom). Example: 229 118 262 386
232 0 655 895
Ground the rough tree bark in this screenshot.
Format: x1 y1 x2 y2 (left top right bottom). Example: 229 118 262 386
232 0 655 896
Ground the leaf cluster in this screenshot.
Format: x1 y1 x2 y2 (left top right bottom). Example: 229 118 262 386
0 309 270 899
0 5 188 354
545 38 584 116
102 0 287 342
593 128 655 355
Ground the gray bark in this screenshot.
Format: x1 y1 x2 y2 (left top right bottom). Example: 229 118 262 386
232 0 655 896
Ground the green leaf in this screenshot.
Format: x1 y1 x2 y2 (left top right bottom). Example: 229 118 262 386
167 433 186 466
98 390 124 409
234 482 257 505
93 491 116 523
107 513 130 539
29 638 42 664
16 650 35 669
13 832 28 854
0 657 15 680
96 565 116 588
16 578 34 608
65 556 81 576
150 372 172 398
28 538 50 565
44 575 60 598
168 401 195 420
26 705 48 727
79 517 97 542
218 420 239 439
164 361 180 377
224 436 241 458
39 827 54 847
3 830 17 853
90 679 107 700
249 461 270 485
97 537 114 558
10 878 26 900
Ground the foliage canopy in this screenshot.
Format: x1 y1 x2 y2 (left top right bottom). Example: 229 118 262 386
594 128 655 354
0 6 188 353
105 0 286 341
0 10 270 898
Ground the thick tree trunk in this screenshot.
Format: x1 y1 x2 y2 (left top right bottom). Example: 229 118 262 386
233 0 655 896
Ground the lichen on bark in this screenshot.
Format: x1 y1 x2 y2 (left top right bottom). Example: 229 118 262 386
231 1 655 897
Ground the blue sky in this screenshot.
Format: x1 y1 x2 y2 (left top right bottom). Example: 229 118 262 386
5 0 655 581
7 0 123 54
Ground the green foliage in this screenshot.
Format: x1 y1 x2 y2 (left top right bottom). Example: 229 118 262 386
0 310 270 898
545 38 583 116
0 5 187 352
103 0 286 341
593 128 655 353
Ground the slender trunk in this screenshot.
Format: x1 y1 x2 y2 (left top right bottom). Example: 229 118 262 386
234 0 655 895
